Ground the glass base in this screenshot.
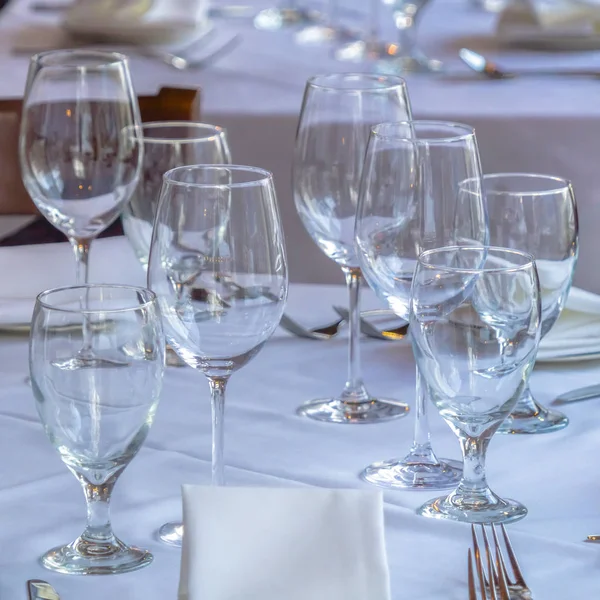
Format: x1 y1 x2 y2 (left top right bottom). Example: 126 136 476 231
418 491 527 524
295 24 338 44
297 397 409 424
335 40 396 62
378 52 443 73
498 397 568 435
158 521 183 547
254 7 320 31
362 456 462 490
41 535 152 575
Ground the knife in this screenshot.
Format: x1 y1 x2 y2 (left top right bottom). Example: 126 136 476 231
27 580 60 600
552 384 600 405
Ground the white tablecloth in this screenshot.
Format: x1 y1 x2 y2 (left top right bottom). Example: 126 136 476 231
2 0 600 291
0 239 598 598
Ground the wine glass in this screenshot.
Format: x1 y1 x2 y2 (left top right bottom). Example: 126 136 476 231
473 173 578 434
355 121 487 489
412 246 541 523
19 50 142 285
148 164 288 547
29 284 165 575
293 73 412 424
122 122 231 271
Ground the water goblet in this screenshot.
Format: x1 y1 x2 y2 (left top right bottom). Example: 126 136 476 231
356 121 487 489
468 173 578 434
29 284 165 574
293 73 412 424
412 246 541 524
148 164 288 547
20 50 142 285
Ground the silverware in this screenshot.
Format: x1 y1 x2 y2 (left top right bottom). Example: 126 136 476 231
471 524 533 600
460 47 600 79
586 534 600 542
27 579 61 600
333 306 409 341
552 383 600 405
469 526 510 599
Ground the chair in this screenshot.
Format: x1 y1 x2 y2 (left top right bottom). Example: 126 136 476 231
0 86 201 218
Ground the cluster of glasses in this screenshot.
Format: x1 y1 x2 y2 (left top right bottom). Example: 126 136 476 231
254 0 441 72
20 49 578 578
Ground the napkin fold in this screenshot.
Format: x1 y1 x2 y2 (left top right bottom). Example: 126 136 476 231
497 0 600 36
0 237 144 326
537 286 600 360
179 485 391 600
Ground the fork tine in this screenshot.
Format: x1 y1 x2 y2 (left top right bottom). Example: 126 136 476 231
468 549 477 600
499 523 528 587
471 525 487 599
479 525 498 593
490 526 511 600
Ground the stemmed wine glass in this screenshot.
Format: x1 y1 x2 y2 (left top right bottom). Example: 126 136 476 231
412 246 541 523
355 121 487 489
472 173 578 434
30 284 165 574
148 165 288 547
19 50 143 285
293 73 412 424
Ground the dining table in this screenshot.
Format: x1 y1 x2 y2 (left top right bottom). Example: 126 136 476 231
0 236 598 598
2 0 600 291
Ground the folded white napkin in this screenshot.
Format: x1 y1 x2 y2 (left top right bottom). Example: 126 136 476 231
179 485 391 600
537 286 600 360
0 236 144 326
63 0 211 46
497 0 600 36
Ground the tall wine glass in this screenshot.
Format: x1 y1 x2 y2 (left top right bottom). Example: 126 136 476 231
412 247 541 523
148 164 288 547
293 73 412 424
122 122 231 271
19 50 142 285
355 121 487 489
30 284 165 574
474 173 578 434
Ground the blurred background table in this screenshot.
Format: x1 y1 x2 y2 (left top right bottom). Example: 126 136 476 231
1 0 600 289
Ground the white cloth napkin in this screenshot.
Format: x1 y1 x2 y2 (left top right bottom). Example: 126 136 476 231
179 485 391 600
63 0 211 46
537 286 600 360
0 237 144 326
497 0 600 36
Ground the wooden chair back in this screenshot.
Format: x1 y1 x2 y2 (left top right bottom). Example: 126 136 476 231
0 87 201 215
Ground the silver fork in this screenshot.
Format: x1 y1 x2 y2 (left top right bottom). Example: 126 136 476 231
469 526 510 600
471 524 533 600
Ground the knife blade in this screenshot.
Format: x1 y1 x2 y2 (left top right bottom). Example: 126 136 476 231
27 580 60 600
552 384 600 405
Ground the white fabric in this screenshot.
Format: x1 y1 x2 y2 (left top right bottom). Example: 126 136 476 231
0 269 597 596
179 485 390 600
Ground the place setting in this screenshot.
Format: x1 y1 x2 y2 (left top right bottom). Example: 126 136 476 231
0 12 599 594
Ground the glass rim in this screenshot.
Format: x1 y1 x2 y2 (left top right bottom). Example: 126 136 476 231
31 48 129 69
417 246 536 275
124 121 227 145
36 284 157 315
162 164 273 189
306 72 408 92
370 120 475 143
480 172 572 196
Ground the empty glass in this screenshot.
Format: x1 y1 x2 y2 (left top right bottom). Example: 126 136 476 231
30 285 165 574
122 122 231 271
20 50 142 285
148 165 288 547
471 173 578 434
355 121 487 489
412 247 541 523
293 73 412 424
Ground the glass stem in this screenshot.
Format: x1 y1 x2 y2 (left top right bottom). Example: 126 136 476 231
456 434 491 499
81 479 116 544
328 0 338 29
71 237 91 286
392 0 428 55
407 366 439 463
341 267 369 403
368 0 380 48
208 376 228 486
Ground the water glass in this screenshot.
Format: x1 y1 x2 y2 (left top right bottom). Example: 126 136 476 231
30 284 165 574
412 247 541 524
148 165 288 547
293 73 412 424
20 50 142 285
